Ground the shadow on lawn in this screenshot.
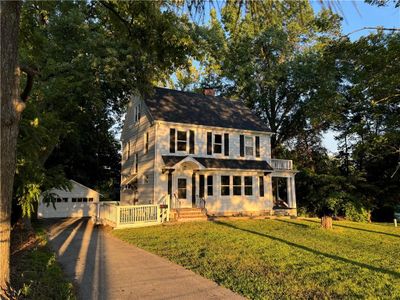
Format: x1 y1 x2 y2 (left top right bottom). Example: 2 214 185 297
273 219 311 228
214 221 400 279
303 219 400 238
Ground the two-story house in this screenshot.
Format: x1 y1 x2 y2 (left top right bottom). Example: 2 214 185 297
120 87 297 218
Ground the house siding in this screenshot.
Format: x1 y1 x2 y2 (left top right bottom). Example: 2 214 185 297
153 122 275 212
120 96 155 204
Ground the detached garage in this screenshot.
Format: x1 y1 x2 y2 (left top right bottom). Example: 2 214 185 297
38 179 100 218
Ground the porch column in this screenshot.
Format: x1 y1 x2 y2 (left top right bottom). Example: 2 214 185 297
287 177 292 208
291 176 297 208
192 172 196 207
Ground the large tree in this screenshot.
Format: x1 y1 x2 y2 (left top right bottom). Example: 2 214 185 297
197 3 342 154
1 1 24 292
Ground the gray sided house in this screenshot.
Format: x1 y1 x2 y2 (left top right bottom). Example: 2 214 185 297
120 87 297 216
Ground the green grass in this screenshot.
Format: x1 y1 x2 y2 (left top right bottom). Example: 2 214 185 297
113 218 400 299
11 222 76 300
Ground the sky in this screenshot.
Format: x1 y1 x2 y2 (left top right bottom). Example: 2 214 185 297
312 1 400 152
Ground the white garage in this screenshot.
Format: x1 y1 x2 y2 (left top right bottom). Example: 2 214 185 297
38 179 100 218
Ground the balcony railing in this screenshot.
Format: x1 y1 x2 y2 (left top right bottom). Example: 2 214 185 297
270 159 293 170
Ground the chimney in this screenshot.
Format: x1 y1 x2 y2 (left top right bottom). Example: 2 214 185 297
203 88 215 97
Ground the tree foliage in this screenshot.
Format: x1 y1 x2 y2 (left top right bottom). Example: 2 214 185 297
15 0 197 216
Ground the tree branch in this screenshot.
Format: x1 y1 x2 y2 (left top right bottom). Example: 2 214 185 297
20 65 38 102
98 1 132 36
343 26 400 38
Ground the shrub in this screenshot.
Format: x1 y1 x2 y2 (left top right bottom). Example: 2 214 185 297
344 202 370 223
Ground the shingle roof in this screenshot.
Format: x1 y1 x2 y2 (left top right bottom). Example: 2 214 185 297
162 155 273 171
144 87 270 132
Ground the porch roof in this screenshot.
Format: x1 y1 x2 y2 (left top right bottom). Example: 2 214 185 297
162 155 273 171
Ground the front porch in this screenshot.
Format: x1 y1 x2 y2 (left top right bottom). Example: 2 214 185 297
161 156 297 217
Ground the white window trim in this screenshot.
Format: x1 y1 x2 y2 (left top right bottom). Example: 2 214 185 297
176 130 188 153
220 175 230 196
213 133 223 154
207 175 213 196
245 136 254 157
244 176 253 196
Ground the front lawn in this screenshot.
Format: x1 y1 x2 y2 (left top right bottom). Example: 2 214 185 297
113 218 400 299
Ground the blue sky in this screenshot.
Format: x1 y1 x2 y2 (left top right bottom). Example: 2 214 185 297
312 1 400 152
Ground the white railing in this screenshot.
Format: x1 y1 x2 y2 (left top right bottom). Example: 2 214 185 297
119 205 159 225
97 202 169 229
271 159 293 170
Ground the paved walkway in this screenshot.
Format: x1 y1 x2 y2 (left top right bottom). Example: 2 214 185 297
45 218 244 300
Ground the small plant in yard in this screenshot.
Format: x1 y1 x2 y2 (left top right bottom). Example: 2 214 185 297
113 219 400 299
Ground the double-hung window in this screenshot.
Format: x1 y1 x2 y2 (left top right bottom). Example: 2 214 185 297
245 136 254 156
244 176 253 195
134 104 141 123
177 131 187 151
207 175 213 196
221 176 230 196
233 176 242 195
214 134 222 153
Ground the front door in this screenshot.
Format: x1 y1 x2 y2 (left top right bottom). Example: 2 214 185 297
177 178 191 208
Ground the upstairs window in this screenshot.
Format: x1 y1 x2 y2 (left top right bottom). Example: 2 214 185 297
245 136 254 156
245 176 253 195
221 176 230 196
134 103 141 123
177 131 187 151
214 134 222 153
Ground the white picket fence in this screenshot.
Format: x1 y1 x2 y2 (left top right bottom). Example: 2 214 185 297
96 197 170 229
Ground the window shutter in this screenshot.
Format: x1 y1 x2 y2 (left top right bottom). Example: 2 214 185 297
255 136 260 157
207 132 212 155
189 130 195 154
199 175 205 198
224 133 229 156
168 172 173 199
170 128 176 153
240 135 244 157
259 176 264 197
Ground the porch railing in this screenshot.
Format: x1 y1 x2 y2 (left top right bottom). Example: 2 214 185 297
271 159 293 170
96 202 168 229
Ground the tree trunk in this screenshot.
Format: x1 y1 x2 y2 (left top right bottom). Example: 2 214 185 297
0 1 22 293
321 215 333 229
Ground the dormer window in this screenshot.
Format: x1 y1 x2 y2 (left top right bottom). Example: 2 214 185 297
245 136 254 156
177 131 187 151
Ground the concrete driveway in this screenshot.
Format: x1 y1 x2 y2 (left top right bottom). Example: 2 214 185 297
45 218 244 300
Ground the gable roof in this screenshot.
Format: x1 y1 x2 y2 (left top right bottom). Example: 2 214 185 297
70 179 101 195
143 87 270 132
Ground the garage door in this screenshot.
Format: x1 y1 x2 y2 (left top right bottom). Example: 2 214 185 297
38 202 97 218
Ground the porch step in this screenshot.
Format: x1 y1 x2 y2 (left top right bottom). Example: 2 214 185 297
174 208 208 221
